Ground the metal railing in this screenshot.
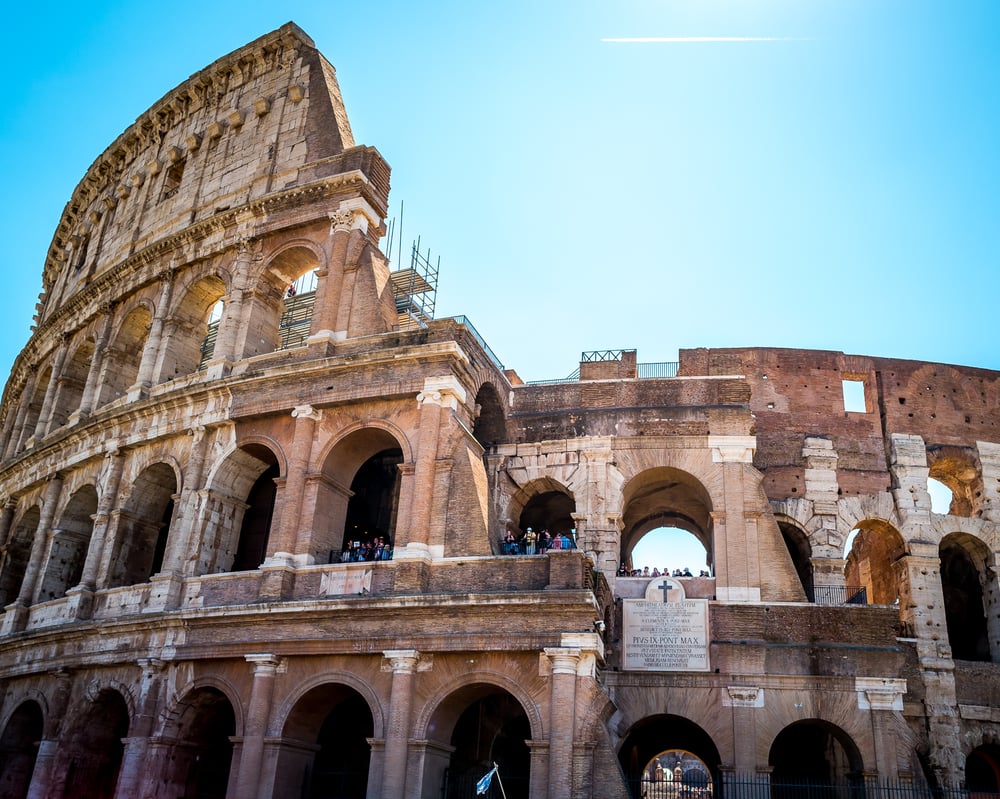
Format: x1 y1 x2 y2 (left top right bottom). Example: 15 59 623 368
448 316 505 371
808 585 868 605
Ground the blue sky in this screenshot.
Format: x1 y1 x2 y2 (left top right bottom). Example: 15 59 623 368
1 0 998 384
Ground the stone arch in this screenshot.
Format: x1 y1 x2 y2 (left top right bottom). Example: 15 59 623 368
160 271 229 381
276 677 378 799
768 718 865 784
98 303 152 407
203 442 283 573
38 484 98 602
250 241 325 356
319 424 409 561
507 476 577 539
271 670 384 739
49 335 94 429
776 516 814 601
0 504 40 607
0 700 44 799
940 531 995 662
155 684 237 799
472 381 507 452
844 518 907 605
58 687 131 799
966 743 1000 792
160 674 245 738
617 713 722 788
927 445 984 518
107 461 178 587
620 467 715 572
419 677 538 799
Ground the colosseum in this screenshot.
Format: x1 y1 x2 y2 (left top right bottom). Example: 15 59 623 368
0 21 998 799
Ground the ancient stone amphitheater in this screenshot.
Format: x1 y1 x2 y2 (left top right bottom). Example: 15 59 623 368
0 21 998 799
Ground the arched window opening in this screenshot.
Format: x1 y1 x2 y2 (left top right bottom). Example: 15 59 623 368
927 450 983 518
640 749 714 799
161 688 235 799
627 527 709 579
98 306 150 407
279 268 319 350
940 534 993 662
618 714 721 795
50 339 94 429
619 469 714 583
61 689 129 799
279 683 373 799
340 447 403 562
445 692 530 799
108 463 177 588
779 522 813 600
472 383 505 452
0 701 43 799
769 719 863 788
0 507 40 607
164 276 226 381
38 486 98 602
844 520 905 606
197 299 226 370
232 461 279 571
966 744 1000 793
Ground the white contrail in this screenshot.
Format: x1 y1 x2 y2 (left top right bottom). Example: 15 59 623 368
601 37 802 43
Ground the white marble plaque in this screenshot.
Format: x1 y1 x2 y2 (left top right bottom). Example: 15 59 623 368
622 598 710 671
320 568 373 596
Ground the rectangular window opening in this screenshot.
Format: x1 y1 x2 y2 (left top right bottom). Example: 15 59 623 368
842 379 867 413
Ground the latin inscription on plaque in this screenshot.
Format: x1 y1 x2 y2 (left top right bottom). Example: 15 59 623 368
622 598 710 672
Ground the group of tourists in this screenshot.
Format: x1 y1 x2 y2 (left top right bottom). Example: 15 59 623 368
340 536 393 562
617 564 711 578
502 527 576 555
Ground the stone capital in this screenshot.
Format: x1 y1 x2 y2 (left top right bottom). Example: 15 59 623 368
291 404 322 422
709 435 756 464
381 649 432 674
856 677 906 711
417 375 467 410
245 653 283 676
543 647 581 675
723 686 764 708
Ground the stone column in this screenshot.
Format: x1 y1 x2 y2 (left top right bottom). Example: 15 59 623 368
32 336 70 440
5 475 63 630
67 449 126 619
26 669 73 799
71 309 114 423
130 270 174 397
857 678 907 779
544 647 581 799
709 436 759 602
381 650 422 799
0 497 17 554
724 685 764 771
114 658 166 799
166 425 211 577
8 369 39 457
211 243 253 366
233 654 282 799
269 405 321 565
308 210 353 342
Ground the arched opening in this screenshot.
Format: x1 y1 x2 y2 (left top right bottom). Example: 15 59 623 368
98 306 150 407
50 339 94 428
618 714 721 798
927 448 983 518
161 687 235 799
108 463 176 588
0 506 40 607
940 533 993 662
322 428 404 563
927 478 953 515
472 383 506 452
0 700 43 799
38 485 98 602
844 520 906 605
232 457 280 572
278 683 374 798
627 526 709 578
60 689 129 799
620 469 714 580
639 749 714 799
778 521 813 601
769 719 864 787
245 247 322 358
424 684 531 799
967 744 1000 793
197 299 226 370
518 490 575 538
162 275 227 381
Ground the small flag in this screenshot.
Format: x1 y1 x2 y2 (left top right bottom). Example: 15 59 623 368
476 764 498 795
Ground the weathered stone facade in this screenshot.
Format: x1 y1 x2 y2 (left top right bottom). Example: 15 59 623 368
0 22 998 799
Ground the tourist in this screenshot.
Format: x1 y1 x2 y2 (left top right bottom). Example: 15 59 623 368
524 527 537 555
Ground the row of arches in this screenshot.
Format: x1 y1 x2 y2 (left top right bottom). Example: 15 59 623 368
0 675 534 799
2 248 328 460
780 517 1000 663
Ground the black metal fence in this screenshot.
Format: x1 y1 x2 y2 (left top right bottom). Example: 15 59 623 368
808 585 869 605
626 775 999 799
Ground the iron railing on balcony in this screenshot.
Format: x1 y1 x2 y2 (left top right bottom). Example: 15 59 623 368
808 584 869 605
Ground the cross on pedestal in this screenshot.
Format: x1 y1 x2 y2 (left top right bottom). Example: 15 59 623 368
658 580 671 602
